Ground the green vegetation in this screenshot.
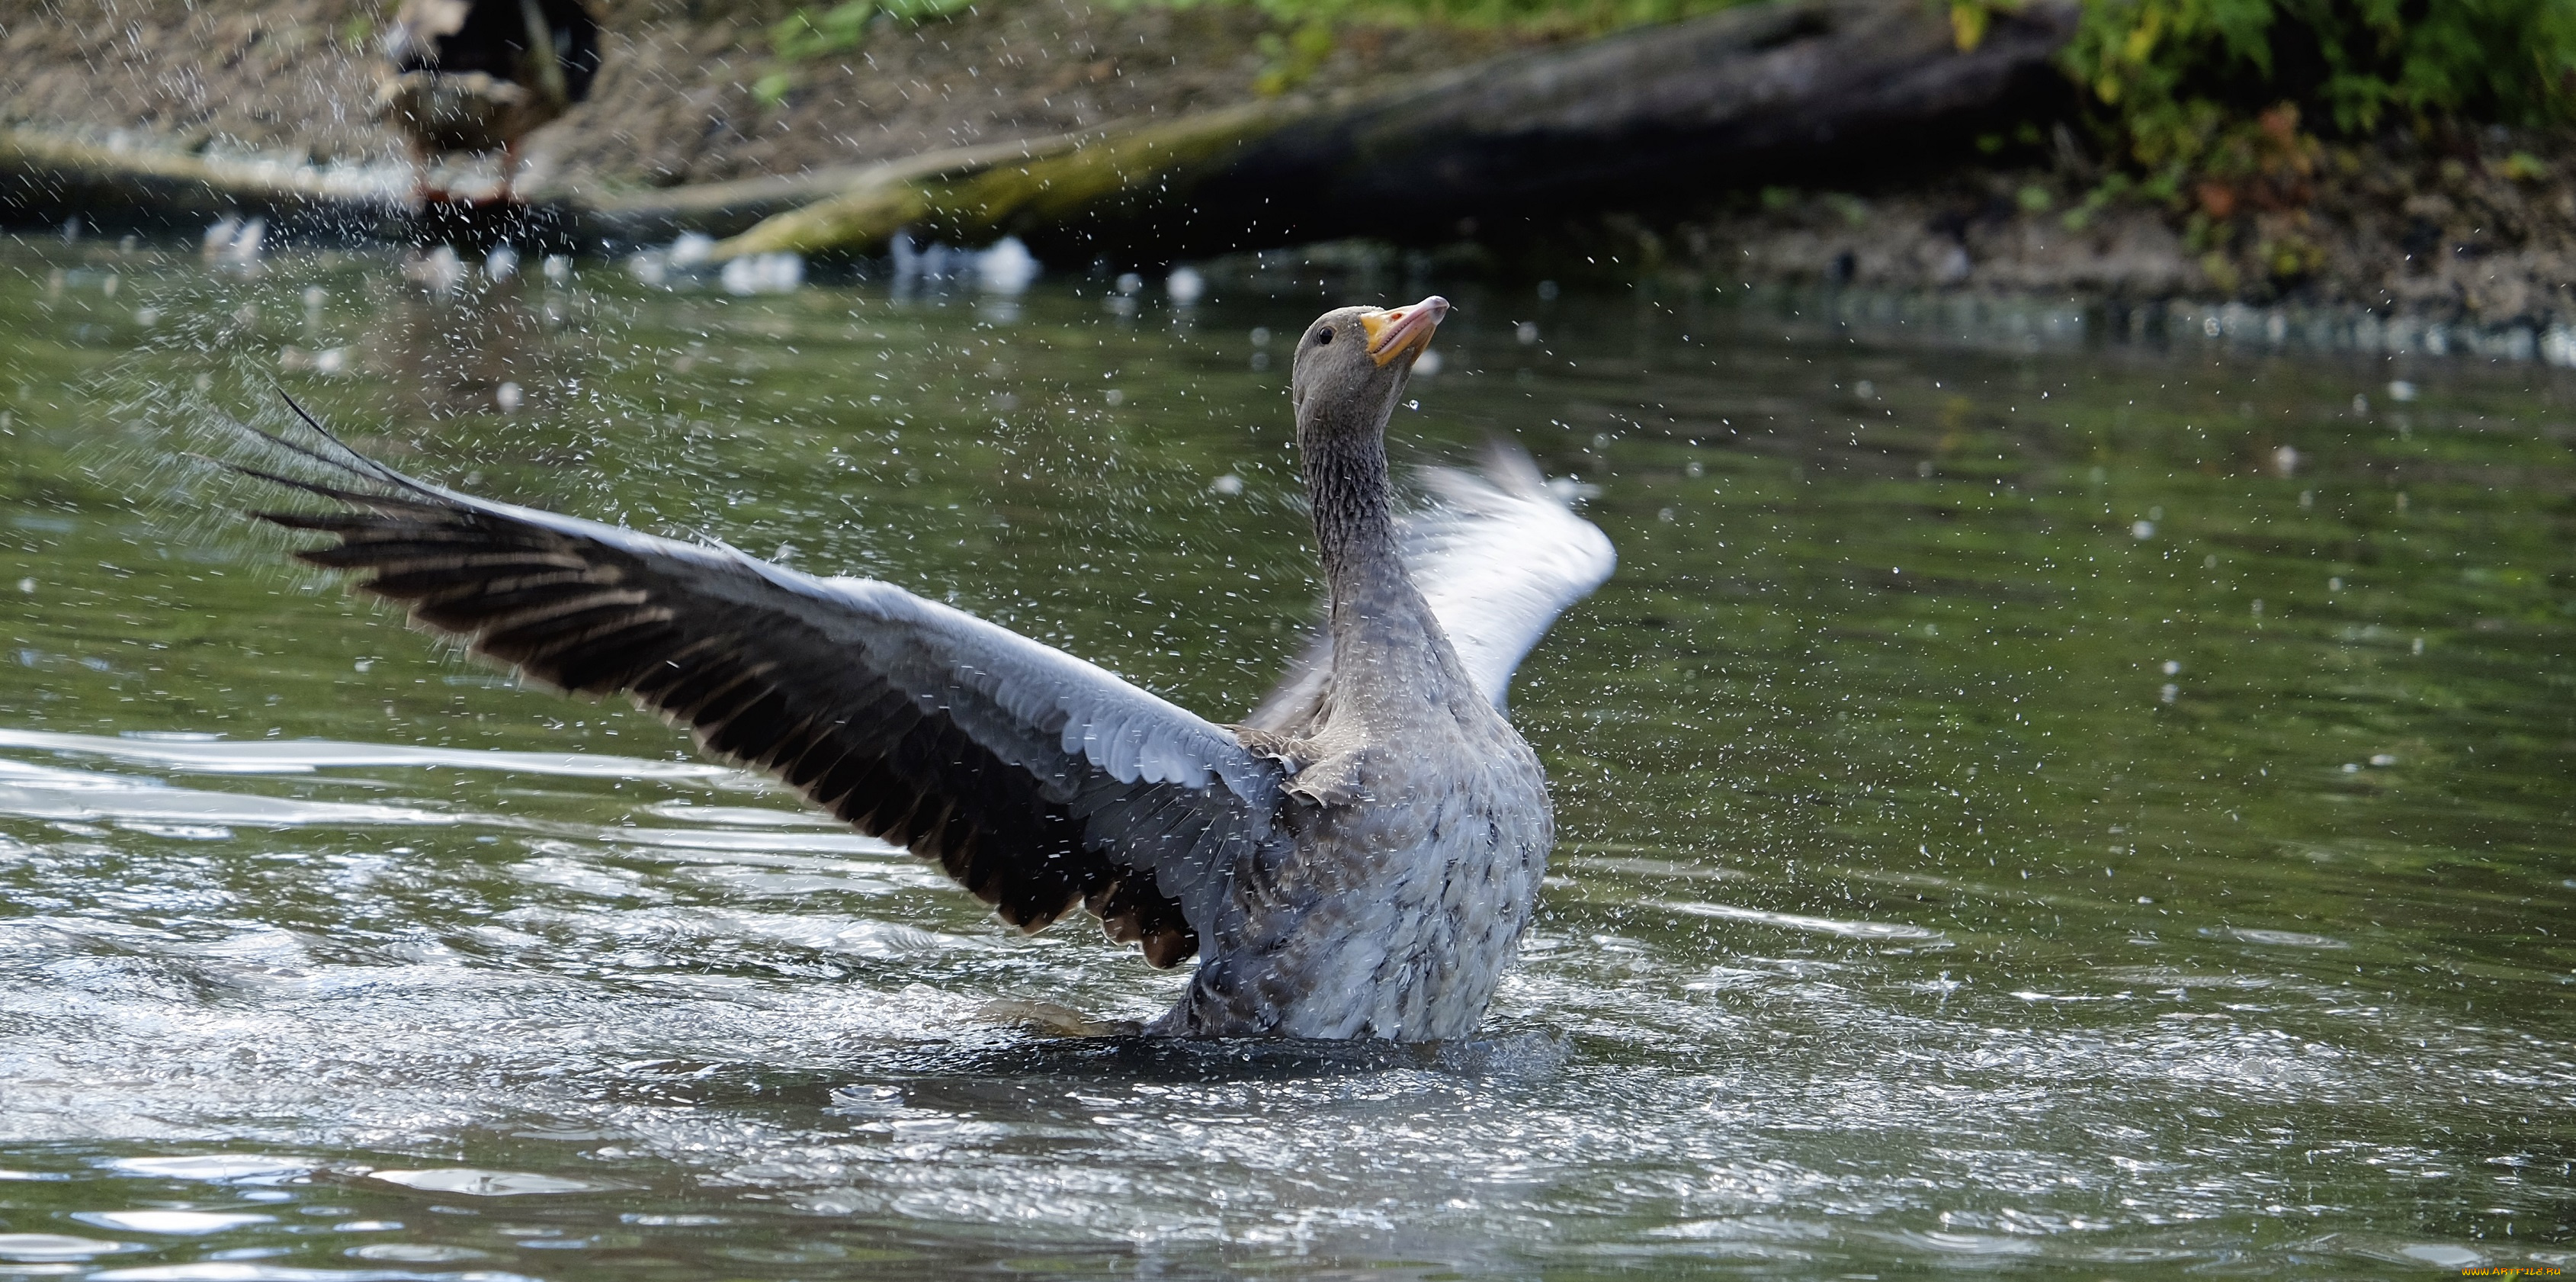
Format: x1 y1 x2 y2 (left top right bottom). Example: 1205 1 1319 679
759 0 978 101
771 0 977 59
2046 0 2576 198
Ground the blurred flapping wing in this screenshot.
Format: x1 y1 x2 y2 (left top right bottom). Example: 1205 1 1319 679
243 415 1281 967
1247 439 1615 728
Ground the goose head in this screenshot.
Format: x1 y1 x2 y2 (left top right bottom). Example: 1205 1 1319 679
1290 296 1448 440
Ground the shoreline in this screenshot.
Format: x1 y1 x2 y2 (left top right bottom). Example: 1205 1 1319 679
3 0 2571 334
1570 127 2575 336
14 223 2572 377
1206 241 2576 371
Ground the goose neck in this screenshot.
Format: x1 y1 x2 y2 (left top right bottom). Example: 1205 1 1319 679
1302 422 1403 605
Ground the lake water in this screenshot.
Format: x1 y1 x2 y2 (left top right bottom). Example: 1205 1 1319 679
0 237 2570 1279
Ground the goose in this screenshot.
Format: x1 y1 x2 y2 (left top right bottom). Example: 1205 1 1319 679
376 0 602 204
236 296 1615 1040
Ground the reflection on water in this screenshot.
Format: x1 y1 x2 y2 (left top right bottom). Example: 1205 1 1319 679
0 238 2570 1278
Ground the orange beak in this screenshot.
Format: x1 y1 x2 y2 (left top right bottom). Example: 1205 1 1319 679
1361 296 1449 367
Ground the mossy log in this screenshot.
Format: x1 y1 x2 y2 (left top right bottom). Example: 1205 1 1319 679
713 103 1284 260
570 132 1107 247
715 0 2080 264
0 121 1106 251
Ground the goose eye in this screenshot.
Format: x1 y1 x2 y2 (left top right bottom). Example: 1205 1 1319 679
1314 326 1334 345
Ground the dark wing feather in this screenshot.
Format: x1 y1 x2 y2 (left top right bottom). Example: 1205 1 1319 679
244 425 1279 966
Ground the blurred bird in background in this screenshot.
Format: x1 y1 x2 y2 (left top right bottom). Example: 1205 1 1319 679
376 0 602 205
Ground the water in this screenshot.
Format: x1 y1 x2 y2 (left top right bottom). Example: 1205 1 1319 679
1 237 2570 1278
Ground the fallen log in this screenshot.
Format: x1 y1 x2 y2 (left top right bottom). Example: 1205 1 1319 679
0 120 1136 252
714 0 2081 264
572 130 1103 247
0 128 404 236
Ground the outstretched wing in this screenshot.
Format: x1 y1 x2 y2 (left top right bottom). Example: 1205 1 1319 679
240 412 1281 967
1246 439 1615 729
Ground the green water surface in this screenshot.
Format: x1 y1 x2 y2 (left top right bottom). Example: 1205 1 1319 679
0 238 2568 1278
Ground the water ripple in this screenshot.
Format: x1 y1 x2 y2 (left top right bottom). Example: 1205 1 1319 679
0 728 734 779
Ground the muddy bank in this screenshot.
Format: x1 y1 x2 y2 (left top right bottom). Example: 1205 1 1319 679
0 0 1530 193
1561 127 2576 333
